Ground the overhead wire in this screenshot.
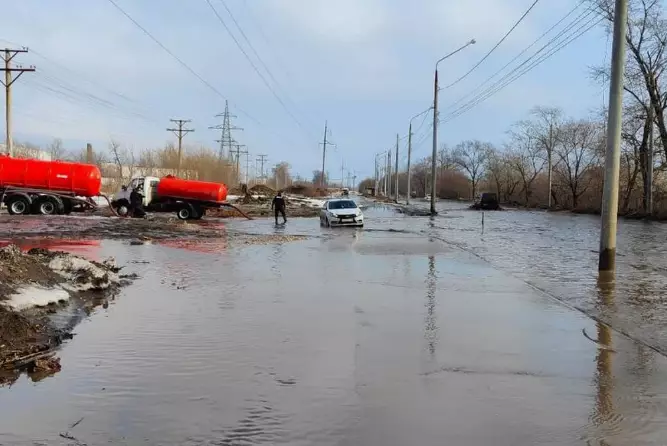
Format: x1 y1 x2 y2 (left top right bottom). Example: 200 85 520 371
204 0 316 141
104 0 268 129
440 14 603 124
445 0 543 88
443 2 589 113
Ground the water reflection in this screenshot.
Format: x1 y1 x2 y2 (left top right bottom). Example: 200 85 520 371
424 255 438 358
588 281 617 444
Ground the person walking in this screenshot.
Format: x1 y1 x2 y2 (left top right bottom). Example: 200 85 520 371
271 191 287 225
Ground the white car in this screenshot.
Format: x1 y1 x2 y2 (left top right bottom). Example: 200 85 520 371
320 198 364 227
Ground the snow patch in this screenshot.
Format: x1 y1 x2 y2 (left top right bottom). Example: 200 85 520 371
48 255 119 291
2 286 70 311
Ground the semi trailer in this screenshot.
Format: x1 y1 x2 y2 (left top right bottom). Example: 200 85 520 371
0 155 103 215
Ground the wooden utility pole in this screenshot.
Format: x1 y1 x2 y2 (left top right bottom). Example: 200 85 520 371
1 48 35 157
167 119 194 177
599 0 629 279
230 143 247 184
394 133 399 203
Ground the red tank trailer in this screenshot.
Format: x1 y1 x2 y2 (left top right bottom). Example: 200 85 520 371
0 155 102 197
0 155 103 216
156 175 227 203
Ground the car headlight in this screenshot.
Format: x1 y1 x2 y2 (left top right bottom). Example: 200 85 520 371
331 213 338 217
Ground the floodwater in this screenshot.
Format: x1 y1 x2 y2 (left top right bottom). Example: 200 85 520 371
1 200 667 445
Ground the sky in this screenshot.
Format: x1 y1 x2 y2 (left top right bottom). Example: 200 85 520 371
1 0 610 182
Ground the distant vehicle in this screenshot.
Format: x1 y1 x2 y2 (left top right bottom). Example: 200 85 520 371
477 192 500 210
320 198 364 227
341 188 349 196
111 175 228 220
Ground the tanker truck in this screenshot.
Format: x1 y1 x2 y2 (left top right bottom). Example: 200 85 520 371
110 175 230 220
0 155 103 215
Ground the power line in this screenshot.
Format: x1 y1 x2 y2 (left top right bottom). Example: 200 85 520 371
104 0 273 130
443 3 588 113
445 0 542 88
204 0 315 141
441 15 602 124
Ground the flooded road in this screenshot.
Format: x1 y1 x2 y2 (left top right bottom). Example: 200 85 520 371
1 202 667 445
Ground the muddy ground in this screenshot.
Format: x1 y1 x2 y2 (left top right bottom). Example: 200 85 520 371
0 245 131 385
0 213 310 245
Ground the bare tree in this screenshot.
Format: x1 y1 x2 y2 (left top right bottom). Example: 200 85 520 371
507 121 546 204
108 140 135 184
591 0 667 160
528 106 562 206
312 170 327 186
47 138 66 160
553 119 602 208
453 140 490 200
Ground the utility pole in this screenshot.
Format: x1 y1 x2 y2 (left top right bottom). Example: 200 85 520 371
210 100 242 161
394 133 399 203
341 161 344 188
430 69 439 214
320 121 328 188
167 119 194 177
230 143 248 184
374 154 380 195
547 122 554 209
257 154 268 184
407 123 413 205
1 48 35 157
431 39 476 215
245 151 251 184
386 150 392 197
599 0 629 279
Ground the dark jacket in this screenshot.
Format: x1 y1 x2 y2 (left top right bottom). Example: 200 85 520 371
272 195 286 210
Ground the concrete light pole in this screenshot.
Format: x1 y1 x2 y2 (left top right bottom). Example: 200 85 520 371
599 0 629 280
430 39 476 215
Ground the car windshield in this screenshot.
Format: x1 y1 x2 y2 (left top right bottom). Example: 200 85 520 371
329 200 357 210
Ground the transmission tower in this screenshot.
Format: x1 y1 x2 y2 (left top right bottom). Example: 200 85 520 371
256 154 268 184
209 100 242 160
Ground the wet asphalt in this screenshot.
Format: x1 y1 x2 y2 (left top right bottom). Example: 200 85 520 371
0 200 666 445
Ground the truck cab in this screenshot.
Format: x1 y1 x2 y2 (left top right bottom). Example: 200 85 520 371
112 176 159 214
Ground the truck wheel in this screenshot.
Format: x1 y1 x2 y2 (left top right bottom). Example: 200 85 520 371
112 200 130 217
177 206 193 220
6 196 31 215
192 206 204 220
33 196 60 215
62 199 73 215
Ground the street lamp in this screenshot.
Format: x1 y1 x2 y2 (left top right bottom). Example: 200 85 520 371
407 107 432 205
430 38 476 215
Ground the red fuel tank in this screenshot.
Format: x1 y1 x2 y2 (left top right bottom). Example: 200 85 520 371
0 155 102 197
157 175 228 203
